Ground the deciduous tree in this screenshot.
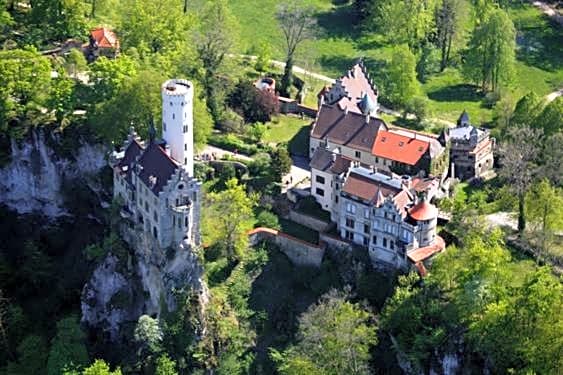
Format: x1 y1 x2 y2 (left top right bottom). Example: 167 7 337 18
273 289 377 375
497 126 542 233
525 179 563 262
463 8 515 92
435 0 464 71
118 0 192 54
387 45 420 110
276 1 317 97
195 0 238 120
371 0 437 50
202 179 258 262
535 96 563 136
46 316 89 375
541 132 563 187
511 91 544 128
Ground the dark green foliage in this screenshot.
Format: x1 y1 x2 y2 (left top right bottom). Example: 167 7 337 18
47 316 89 375
228 80 279 123
535 96 563 136
269 146 292 182
29 0 87 42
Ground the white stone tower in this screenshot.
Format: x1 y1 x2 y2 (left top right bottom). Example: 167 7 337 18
162 79 194 176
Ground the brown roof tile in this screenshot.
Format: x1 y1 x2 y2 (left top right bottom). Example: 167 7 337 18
342 172 400 202
309 148 352 174
312 104 386 152
137 143 179 195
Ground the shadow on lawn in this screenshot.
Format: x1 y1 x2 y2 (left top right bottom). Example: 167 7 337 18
315 2 361 40
288 125 310 157
427 84 483 102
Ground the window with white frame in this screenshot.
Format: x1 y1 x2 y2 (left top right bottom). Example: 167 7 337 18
364 208 370 219
346 202 356 214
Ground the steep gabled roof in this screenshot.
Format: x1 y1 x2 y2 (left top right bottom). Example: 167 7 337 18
312 103 387 152
116 140 143 184
371 130 430 166
334 62 378 112
136 143 179 195
90 27 119 49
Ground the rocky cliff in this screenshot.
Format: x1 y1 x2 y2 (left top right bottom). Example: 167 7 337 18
0 129 207 342
0 129 106 217
81 230 208 341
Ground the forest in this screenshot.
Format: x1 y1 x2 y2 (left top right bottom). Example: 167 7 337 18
0 0 562 374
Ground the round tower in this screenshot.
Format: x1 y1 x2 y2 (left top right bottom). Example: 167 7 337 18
162 79 194 177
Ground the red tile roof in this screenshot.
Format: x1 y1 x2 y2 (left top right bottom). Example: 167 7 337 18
408 236 445 263
371 130 429 166
90 27 119 49
408 200 438 221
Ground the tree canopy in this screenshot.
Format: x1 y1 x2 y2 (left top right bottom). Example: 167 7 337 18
463 8 516 92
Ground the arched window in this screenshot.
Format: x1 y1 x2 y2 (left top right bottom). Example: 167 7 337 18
185 217 188 227
153 227 158 239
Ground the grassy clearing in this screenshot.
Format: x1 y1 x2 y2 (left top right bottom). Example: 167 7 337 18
263 115 311 144
228 1 562 124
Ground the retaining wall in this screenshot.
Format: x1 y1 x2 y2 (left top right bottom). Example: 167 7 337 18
289 210 332 232
248 227 325 268
319 232 352 252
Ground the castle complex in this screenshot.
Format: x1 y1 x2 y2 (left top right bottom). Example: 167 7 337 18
309 61 493 270
110 79 201 249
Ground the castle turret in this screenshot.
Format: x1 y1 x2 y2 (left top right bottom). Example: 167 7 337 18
162 79 194 177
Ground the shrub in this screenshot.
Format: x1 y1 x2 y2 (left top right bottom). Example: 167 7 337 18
407 96 430 124
256 210 281 230
228 80 279 123
208 134 258 155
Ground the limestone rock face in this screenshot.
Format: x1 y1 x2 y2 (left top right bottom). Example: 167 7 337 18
0 130 106 217
81 230 207 341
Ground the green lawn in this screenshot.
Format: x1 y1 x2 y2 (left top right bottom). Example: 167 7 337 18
228 1 562 125
263 115 311 144
263 115 312 156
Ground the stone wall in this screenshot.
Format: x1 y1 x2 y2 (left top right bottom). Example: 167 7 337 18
288 209 332 232
319 232 352 252
278 96 317 118
249 227 325 268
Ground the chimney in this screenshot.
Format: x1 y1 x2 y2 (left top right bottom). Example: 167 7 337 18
331 153 337 162
365 114 370 124
344 106 349 115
